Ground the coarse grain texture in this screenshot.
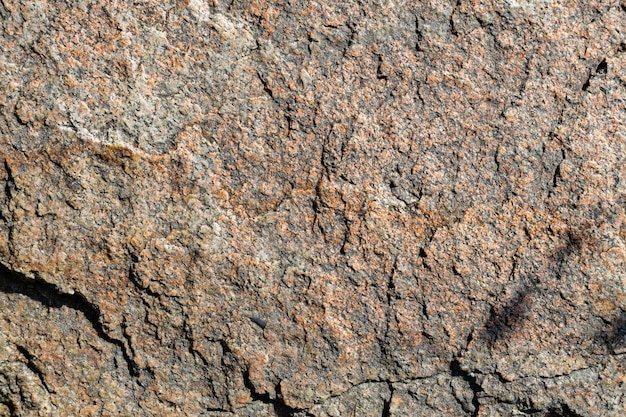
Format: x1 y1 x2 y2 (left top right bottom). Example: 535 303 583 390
0 0 625 415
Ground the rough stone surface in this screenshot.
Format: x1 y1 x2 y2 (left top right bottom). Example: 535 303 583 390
0 0 625 415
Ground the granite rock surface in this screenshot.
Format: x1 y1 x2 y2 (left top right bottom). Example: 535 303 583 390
1 0 625 415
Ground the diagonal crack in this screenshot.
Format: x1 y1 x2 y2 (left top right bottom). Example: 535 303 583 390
450 359 483 417
15 344 55 394
0 263 140 381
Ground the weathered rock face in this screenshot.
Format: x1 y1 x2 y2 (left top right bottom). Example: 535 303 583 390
1 0 625 415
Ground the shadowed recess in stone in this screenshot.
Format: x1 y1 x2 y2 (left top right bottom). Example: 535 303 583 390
0 263 138 379
595 310 626 354
479 286 536 347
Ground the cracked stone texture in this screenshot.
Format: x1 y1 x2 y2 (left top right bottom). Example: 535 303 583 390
0 0 625 415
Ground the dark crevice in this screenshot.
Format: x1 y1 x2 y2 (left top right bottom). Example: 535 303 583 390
450 360 482 417
386 258 397 305
551 148 565 189
551 162 561 188
3 159 16 202
0 392 17 417
452 264 463 278
421 300 430 320
545 403 584 417
414 16 424 51
257 71 284 109
341 22 359 58
15 345 54 394
449 0 462 37
415 84 426 106
285 114 295 134
339 214 350 256
380 260 398 368
581 74 591 91
449 13 457 37
376 56 388 80
12 108 29 126
582 58 607 92
494 371 510 384
381 381 393 417
242 371 305 417
560 403 584 417
493 147 501 173
0 263 140 380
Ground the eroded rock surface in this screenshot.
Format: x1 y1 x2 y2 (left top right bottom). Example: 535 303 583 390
1 0 625 415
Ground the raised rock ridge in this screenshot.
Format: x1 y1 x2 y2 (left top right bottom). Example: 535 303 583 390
0 0 625 415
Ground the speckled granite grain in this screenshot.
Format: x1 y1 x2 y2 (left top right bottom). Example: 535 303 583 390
0 0 625 415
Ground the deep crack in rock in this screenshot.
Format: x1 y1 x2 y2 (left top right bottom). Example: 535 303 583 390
450 359 483 417
0 263 139 380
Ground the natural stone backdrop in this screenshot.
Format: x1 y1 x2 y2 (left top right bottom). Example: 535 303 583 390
0 0 625 415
